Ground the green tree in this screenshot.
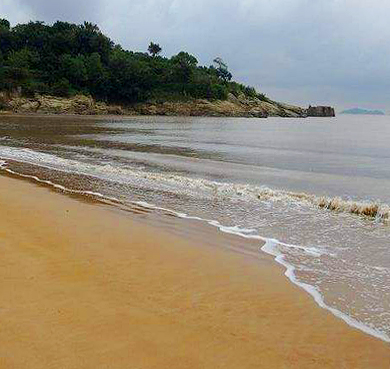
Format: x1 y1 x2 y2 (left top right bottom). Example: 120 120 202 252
108 48 147 102
76 22 113 63
0 19 10 32
171 52 198 68
5 48 39 90
171 52 198 83
213 57 232 82
51 78 73 97
7 48 38 69
60 54 87 89
148 42 162 57
0 19 264 104
51 21 78 55
86 52 108 97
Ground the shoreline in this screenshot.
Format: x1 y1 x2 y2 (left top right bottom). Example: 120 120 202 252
3 151 390 342
0 109 336 122
0 93 313 118
0 109 285 119
0 173 389 368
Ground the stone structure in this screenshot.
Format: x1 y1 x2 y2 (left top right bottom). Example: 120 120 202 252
307 105 335 117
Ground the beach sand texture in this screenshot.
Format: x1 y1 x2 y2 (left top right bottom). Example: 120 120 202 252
0 174 389 368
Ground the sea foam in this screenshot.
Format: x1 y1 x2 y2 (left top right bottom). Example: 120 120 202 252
0 146 388 222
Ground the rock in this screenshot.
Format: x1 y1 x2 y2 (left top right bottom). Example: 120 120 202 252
4 94 110 115
71 95 95 114
94 102 109 115
107 105 124 115
248 108 268 118
0 91 312 118
37 95 73 114
227 93 240 104
307 106 335 117
19 101 40 112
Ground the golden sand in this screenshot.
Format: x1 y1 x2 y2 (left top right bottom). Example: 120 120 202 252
0 175 389 368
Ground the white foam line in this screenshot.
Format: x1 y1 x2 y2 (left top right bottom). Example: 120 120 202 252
1 147 389 221
0 159 389 343
261 240 390 343
0 161 121 204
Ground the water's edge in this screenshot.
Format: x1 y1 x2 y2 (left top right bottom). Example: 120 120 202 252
1 159 389 343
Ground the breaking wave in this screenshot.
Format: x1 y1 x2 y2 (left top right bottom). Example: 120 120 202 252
255 187 390 221
0 146 389 222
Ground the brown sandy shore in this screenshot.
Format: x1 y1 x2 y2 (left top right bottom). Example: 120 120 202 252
0 174 389 368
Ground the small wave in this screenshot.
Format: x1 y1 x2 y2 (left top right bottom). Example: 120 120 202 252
0 146 388 222
317 197 389 220
254 186 390 221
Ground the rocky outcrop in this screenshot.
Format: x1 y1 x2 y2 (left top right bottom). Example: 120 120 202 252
0 92 332 119
3 95 113 115
307 106 335 117
226 93 306 118
133 96 268 118
131 94 307 118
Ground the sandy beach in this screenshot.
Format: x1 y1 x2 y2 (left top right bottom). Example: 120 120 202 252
0 174 389 368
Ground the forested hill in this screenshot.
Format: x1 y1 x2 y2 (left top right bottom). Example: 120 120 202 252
0 19 265 104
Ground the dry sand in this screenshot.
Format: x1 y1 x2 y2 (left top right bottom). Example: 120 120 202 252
0 174 389 368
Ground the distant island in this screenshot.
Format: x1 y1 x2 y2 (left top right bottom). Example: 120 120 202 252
0 19 334 118
340 108 385 115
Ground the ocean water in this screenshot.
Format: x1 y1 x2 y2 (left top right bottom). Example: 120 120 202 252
1 114 390 341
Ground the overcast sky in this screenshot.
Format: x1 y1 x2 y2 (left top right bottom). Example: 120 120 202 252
1 0 389 111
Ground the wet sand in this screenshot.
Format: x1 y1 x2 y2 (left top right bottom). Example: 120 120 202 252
0 174 389 368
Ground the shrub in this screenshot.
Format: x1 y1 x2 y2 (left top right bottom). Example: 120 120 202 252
51 78 75 97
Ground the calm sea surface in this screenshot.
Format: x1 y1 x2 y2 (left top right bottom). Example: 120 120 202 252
1 114 390 341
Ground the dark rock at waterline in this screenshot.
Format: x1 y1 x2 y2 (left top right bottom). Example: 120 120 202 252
307 106 336 117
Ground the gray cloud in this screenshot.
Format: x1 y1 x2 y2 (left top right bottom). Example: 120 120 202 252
1 0 390 110
0 0 103 24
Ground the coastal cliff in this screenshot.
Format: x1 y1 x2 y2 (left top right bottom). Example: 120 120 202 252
0 91 335 118
133 94 306 118
0 92 310 118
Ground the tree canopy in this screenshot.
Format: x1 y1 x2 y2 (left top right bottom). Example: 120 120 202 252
0 19 265 103
213 57 232 82
148 42 162 57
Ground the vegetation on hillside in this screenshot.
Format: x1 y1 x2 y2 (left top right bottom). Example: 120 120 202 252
0 19 266 104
